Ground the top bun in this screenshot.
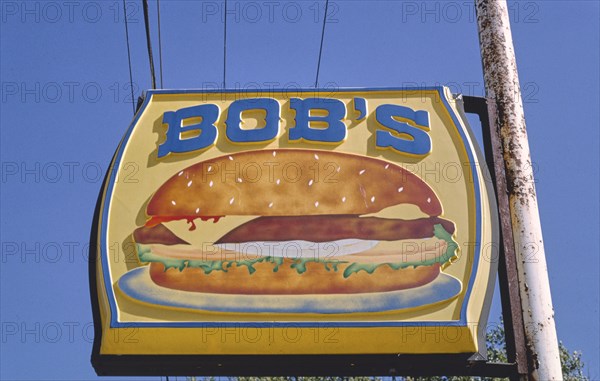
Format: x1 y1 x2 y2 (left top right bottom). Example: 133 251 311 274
147 149 442 219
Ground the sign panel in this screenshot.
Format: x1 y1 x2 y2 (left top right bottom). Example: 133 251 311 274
91 88 497 368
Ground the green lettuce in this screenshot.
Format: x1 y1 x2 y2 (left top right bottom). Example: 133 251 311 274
137 223 459 279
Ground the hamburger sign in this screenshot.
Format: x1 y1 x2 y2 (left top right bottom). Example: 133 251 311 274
91 87 497 372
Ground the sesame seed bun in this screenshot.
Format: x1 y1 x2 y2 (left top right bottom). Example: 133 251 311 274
146 149 442 224
148 260 442 294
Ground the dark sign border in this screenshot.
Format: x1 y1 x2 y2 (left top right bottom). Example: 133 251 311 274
89 93 514 378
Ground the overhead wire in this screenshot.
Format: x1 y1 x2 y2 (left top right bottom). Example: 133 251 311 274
129 0 333 103
223 0 228 88
142 0 157 89
315 0 330 88
122 0 135 114
156 0 164 88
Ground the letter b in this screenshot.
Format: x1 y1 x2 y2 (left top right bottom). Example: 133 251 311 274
158 104 219 158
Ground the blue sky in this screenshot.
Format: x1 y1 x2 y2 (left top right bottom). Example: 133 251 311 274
1 1 598 380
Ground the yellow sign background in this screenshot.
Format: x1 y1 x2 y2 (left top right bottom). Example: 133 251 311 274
95 88 496 355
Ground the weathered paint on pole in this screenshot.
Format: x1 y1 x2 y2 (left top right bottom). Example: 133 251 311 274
475 1 562 380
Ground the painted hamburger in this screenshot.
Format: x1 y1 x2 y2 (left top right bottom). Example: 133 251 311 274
132 149 459 294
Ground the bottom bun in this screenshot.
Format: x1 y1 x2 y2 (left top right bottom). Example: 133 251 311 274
149 260 441 294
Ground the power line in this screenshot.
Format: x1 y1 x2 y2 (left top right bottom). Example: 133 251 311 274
223 0 228 88
157 0 164 89
122 0 135 114
315 0 330 88
142 0 157 89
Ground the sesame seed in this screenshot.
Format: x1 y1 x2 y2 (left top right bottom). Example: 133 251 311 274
187 180 193 187
342 196 346 203
308 179 314 186
371 196 375 203
228 156 233 161
208 165 212 172
272 151 277 157
314 201 319 207
178 171 184 176
314 154 319 160
337 167 341 172
268 202 273 208
427 197 431 203
385 164 390 169
171 200 176 205
276 179 280 185
209 181 214 187
398 187 404 192
237 177 243 183
229 197 235 205
359 169 366 175
195 208 200 213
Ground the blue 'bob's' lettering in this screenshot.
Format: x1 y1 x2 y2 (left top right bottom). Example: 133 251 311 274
157 99 433 158
288 98 346 143
225 98 280 143
375 104 432 156
158 104 219 158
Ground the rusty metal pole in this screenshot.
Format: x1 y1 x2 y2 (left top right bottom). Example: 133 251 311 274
475 1 562 380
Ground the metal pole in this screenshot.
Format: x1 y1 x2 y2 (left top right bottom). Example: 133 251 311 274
475 1 562 380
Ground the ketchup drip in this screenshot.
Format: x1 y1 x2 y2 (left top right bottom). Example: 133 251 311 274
145 215 224 231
